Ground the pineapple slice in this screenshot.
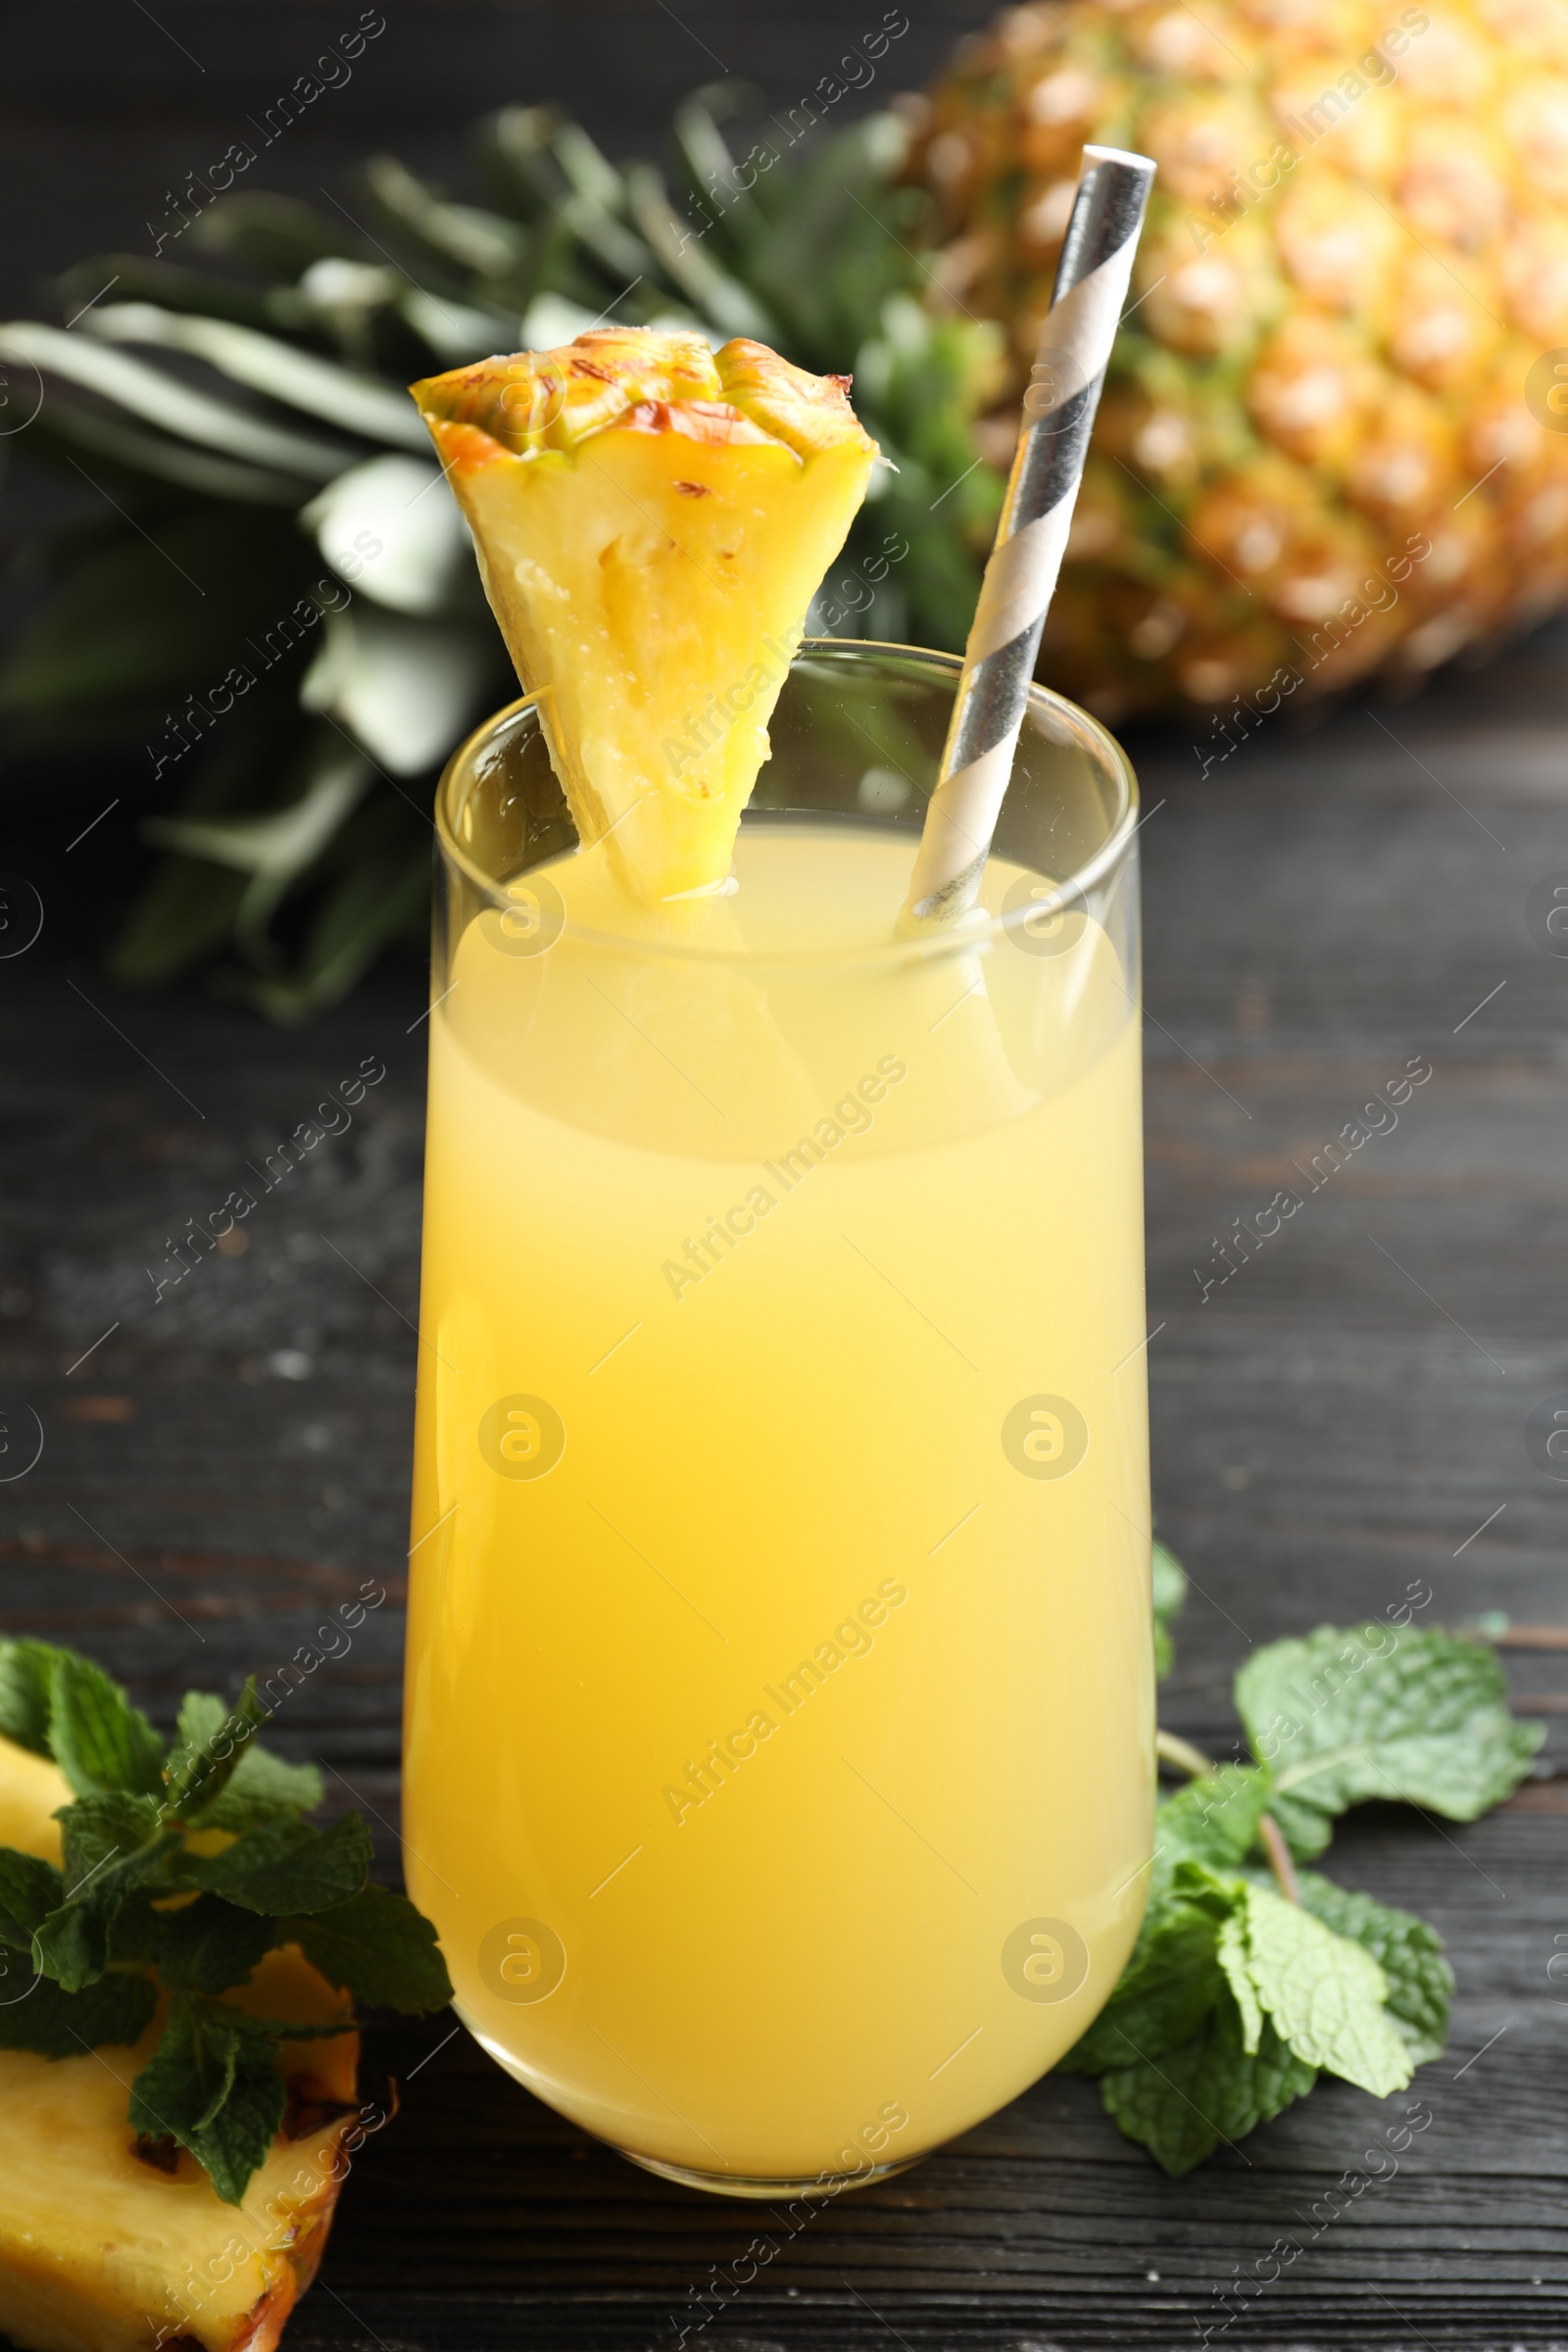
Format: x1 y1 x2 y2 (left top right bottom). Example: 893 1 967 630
412 328 878 901
0 1734 362 2352
0 1735 72 1860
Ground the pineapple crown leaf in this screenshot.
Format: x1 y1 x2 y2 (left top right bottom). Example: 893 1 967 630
0 1636 452 2205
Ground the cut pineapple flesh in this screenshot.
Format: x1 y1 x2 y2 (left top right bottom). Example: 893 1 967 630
412 328 878 902
0 1738 73 1861
0 1735 362 2352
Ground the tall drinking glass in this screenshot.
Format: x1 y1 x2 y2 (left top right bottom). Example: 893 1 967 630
403 642 1152 2196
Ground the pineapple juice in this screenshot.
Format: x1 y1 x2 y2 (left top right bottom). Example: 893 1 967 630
403 812 1153 2190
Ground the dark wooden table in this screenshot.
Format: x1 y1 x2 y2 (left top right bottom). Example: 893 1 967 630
3 632 1566 2350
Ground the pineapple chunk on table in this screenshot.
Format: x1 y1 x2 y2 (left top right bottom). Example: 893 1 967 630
0 1734 362 2352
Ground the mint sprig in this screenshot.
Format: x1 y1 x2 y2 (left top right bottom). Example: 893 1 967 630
0 1637 452 2205
1067 1572 1532 2174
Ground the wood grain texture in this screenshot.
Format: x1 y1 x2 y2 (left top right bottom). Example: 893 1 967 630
2 629 1567 2348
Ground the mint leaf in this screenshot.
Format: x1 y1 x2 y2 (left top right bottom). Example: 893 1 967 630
1216 1907 1263 2055
0 1964 157 2057
129 1999 286 2206
1099 2006 1316 2177
32 1898 119 1993
235 2016 358 2041
1154 1765 1273 1888
59 1790 164 1890
1238 1881 1412 2097
1063 1777 1274 2078
162 1686 265 1819
1086 1849 1414 2164
288 1884 453 2013
165 1690 228 1778
38 1793 173 1989
1060 1901 1223 2075
1152 1540 1187 1680
191 2015 288 2206
158 1895 279 1995
179 1811 371 1916
107 1888 166 1966
1238 1623 1544 1839
161 1682 323 1831
1258 1788 1335 1860
0 1849 63 1948
1295 1871 1452 2066
48 1654 165 1799
188 1739 325 1833
0 1639 65 1757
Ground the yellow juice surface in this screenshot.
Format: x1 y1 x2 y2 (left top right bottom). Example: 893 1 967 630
404 820 1153 2186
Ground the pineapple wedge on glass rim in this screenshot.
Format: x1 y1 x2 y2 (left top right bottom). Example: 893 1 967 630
411 328 880 903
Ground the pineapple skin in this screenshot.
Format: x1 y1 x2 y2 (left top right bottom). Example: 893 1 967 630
0 1737 363 2352
413 331 878 900
916 0 1568 719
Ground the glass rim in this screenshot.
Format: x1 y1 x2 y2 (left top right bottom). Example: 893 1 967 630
435 638 1140 970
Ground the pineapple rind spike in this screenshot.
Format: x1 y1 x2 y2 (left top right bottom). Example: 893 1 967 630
917 0 1568 719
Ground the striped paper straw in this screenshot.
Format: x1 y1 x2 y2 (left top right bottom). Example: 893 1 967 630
900 145 1155 930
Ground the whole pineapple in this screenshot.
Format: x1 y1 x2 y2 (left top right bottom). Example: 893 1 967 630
915 0 1568 720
